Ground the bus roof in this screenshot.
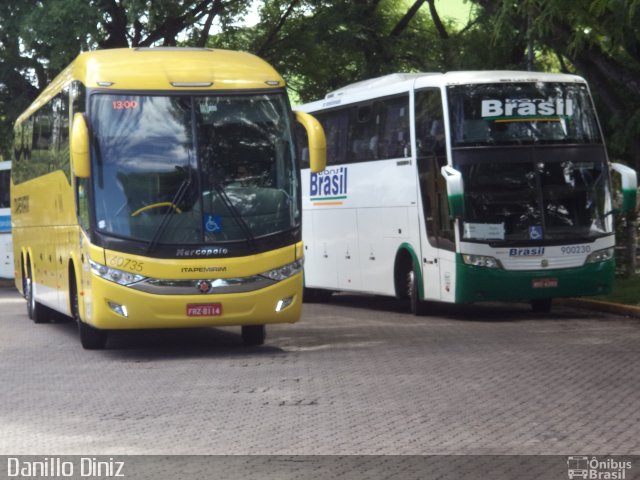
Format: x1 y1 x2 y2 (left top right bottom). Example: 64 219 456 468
300 70 587 111
17 47 285 124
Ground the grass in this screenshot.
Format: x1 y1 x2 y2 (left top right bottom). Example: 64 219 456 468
595 275 640 305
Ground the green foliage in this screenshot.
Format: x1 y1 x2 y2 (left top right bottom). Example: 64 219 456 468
596 274 640 305
466 0 640 169
1 0 640 173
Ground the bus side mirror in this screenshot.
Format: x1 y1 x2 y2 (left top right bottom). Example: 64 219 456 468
71 113 90 178
441 165 464 219
611 162 638 213
294 110 326 173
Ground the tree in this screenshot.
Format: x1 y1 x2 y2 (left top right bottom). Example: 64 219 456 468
467 0 640 170
209 0 468 102
0 0 250 157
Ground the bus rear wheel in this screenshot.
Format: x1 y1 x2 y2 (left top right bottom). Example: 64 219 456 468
25 263 48 323
70 275 107 350
241 325 265 346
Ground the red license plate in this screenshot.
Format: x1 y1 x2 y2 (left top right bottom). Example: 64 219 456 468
532 278 558 289
187 303 222 317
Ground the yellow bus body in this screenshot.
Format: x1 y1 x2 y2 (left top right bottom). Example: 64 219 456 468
12 48 323 347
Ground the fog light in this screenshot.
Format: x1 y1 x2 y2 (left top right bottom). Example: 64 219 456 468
275 296 294 312
108 301 128 317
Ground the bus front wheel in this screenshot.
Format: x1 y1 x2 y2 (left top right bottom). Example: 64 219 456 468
242 325 265 346
78 321 108 350
407 268 427 316
531 298 552 313
70 275 107 350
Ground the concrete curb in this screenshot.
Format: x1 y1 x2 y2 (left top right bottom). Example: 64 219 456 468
560 298 640 318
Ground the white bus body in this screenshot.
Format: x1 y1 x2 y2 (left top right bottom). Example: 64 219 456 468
298 72 637 312
0 161 13 279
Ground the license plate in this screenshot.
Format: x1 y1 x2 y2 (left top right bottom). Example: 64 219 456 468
187 303 222 317
532 278 558 289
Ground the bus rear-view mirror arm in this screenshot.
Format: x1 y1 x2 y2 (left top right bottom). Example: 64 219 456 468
441 165 464 219
71 113 90 178
611 162 638 213
294 111 326 173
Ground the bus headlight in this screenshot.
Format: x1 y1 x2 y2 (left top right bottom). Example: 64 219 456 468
462 254 502 269
585 247 615 264
260 259 303 281
89 260 147 286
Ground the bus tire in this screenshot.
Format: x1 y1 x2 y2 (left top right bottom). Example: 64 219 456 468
242 325 265 346
303 287 332 303
70 274 107 350
531 298 552 313
25 262 48 323
78 320 108 350
407 268 427 316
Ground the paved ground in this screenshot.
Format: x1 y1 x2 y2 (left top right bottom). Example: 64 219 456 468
1 286 639 459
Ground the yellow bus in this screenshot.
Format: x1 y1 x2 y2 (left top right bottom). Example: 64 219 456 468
11 47 326 349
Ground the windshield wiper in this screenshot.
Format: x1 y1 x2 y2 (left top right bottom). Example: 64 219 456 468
211 182 256 249
145 174 191 255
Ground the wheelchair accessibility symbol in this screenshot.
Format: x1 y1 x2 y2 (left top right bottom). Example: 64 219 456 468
529 225 543 240
204 214 222 233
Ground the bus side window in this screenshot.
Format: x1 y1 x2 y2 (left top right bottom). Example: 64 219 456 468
32 105 53 179
316 109 348 166
376 95 411 159
0 168 10 209
295 122 310 169
416 89 446 157
13 125 24 184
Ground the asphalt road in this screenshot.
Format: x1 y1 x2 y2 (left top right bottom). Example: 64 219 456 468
1 286 639 457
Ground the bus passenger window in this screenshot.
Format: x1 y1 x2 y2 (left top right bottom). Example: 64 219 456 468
416 89 446 156
316 109 349 166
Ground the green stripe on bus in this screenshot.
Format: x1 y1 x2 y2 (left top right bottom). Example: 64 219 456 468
312 196 347 201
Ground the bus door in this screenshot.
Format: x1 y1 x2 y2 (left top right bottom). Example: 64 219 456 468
415 89 455 301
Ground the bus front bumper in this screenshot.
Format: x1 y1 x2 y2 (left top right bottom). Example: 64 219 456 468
84 273 302 330
455 257 615 304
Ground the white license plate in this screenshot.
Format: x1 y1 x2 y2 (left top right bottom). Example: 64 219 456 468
187 303 222 317
532 278 558 289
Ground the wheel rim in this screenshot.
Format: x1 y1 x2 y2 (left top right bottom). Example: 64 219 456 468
406 270 415 299
72 289 79 323
25 271 34 316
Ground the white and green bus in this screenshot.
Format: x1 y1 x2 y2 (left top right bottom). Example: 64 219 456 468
298 71 637 313
0 161 12 279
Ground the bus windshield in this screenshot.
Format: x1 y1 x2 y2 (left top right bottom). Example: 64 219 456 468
448 82 611 243
457 157 611 242
448 82 601 146
90 93 299 247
